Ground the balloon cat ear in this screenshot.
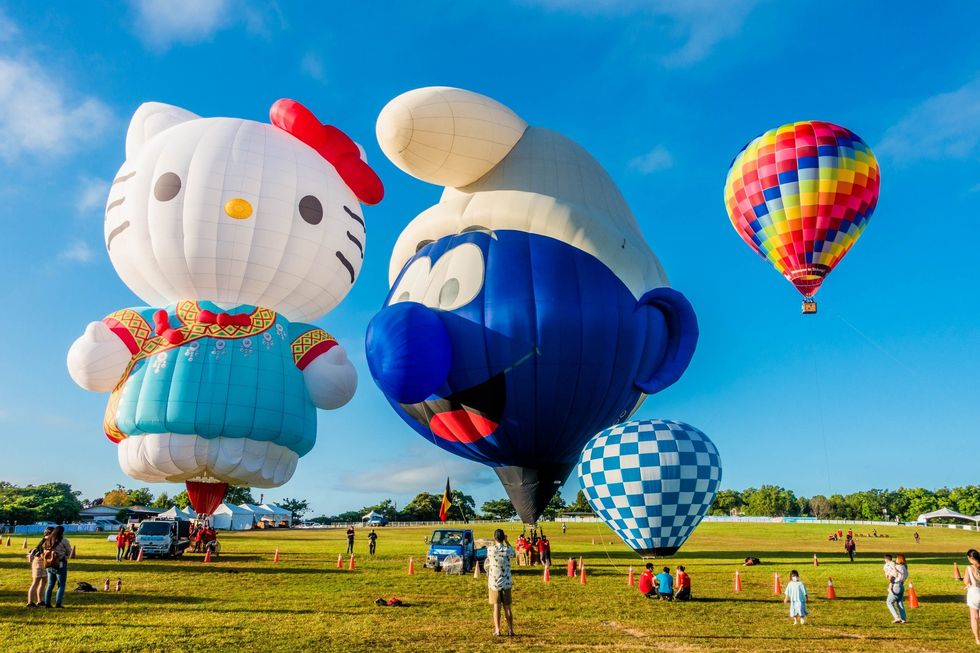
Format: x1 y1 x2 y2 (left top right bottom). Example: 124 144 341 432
376 86 527 188
633 288 698 395
126 102 200 158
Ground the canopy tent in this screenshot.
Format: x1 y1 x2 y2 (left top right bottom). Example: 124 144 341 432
240 503 275 521
916 507 980 525
159 505 196 520
261 503 292 527
212 503 254 530
362 510 384 521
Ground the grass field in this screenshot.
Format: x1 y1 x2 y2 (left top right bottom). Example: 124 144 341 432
0 522 977 652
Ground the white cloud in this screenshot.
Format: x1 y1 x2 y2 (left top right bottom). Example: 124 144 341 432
342 453 497 494
129 0 233 50
58 240 96 264
300 51 326 83
628 145 673 174
129 0 284 51
77 176 109 214
0 8 18 42
523 0 759 66
0 56 112 162
878 77 980 162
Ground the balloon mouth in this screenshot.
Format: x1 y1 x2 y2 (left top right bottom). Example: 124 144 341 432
400 373 505 444
786 264 830 296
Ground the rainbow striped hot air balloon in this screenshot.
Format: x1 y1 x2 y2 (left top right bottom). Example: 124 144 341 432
724 121 880 313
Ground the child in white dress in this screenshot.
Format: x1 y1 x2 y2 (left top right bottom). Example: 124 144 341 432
783 570 808 625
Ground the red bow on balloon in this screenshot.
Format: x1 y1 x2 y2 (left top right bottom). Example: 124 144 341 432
270 99 384 205
196 310 252 328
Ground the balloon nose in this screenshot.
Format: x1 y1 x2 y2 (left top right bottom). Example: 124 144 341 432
366 302 452 405
224 198 253 220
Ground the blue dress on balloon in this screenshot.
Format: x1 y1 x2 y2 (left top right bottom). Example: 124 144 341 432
101 300 335 457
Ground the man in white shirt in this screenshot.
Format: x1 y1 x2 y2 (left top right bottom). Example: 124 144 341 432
486 528 516 637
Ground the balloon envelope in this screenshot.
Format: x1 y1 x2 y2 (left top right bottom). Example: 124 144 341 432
577 419 722 556
724 120 880 300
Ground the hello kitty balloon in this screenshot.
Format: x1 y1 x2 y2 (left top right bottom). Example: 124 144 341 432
67 99 382 512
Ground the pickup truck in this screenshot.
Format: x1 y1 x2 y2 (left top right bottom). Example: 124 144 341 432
425 528 487 573
135 518 191 558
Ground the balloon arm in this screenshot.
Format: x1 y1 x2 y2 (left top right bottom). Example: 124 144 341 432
303 345 358 409
633 288 698 395
66 321 133 392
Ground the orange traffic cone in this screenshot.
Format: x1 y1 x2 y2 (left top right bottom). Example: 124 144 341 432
813 553 819 567
773 572 782 594
273 548 280 563
70 545 77 559
543 565 551 583
473 561 481 578
348 554 355 570
337 554 343 569
408 557 415 575
734 571 742 592
580 562 587 585
954 562 964 581
908 582 920 608
826 577 837 600
136 547 144 562
567 558 575 577
627 566 634 587
203 549 212 563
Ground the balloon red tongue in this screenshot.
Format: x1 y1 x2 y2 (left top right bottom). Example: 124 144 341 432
430 410 498 443
185 481 228 516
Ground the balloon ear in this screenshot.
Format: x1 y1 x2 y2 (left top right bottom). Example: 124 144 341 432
633 287 698 395
126 102 199 159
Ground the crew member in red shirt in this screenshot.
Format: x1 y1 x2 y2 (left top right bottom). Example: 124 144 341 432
537 534 552 566
638 563 656 598
675 565 692 601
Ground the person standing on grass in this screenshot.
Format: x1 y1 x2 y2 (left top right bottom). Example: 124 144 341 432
346 525 355 555
675 566 692 601
963 549 980 645
655 566 674 601
783 570 808 625
914 531 920 544
368 529 378 556
638 563 656 598
886 553 909 624
115 526 127 562
486 528 516 637
562 522 567 535
537 534 551 567
42 525 72 609
26 527 53 608
124 526 137 559
844 535 856 562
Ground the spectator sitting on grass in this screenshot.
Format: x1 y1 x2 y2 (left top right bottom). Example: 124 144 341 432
656 566 674 601
675 566 691 601
638 563 655 598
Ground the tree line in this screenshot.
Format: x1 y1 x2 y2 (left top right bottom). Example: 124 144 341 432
0 481 309 525
710 485 980 521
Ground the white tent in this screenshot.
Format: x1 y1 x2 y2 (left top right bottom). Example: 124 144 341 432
159 505 196 520
916 507 979 525
262 503 292 527
240 503 275 523
212 503 254 530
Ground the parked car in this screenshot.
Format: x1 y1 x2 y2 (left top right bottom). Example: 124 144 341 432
425 529 486 573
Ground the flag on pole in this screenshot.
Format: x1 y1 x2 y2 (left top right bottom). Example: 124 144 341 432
439 478 452 522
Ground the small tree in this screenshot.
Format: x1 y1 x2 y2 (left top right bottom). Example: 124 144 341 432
127 487 154 507
103 485 131 507
279 498 309 523
481 499 517 521
151 492 174 509
224 486 255 505
541 493 568 521
568 490 594 514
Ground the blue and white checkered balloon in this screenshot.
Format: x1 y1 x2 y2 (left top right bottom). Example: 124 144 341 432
576 420 722 556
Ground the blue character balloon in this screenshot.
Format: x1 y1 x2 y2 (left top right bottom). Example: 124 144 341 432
367 87 699 523
577 420 722 556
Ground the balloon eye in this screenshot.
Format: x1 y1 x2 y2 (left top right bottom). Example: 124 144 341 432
153 173 181 201
299 195 323 225
438 278 459 307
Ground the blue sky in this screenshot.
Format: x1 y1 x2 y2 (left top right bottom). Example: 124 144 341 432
1 1 978 515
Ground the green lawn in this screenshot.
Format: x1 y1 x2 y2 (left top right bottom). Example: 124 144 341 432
0 522 976 652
